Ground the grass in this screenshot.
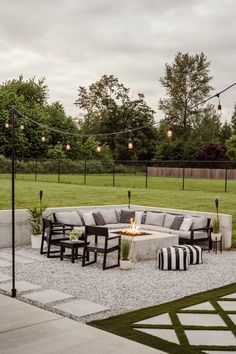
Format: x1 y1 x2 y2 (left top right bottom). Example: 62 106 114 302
0 173 235 246
89 283 236 354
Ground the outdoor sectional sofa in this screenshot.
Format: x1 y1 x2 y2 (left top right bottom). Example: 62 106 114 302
53 208 212 246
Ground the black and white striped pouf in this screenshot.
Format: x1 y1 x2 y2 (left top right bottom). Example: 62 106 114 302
174 245 203 264
158 247 189 271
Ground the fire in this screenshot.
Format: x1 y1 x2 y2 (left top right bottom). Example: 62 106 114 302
122 218 142 236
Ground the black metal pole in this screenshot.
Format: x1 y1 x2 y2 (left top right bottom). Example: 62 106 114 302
11 106 16 298
182 167 185 190
113 162 115 187
145 164 148 188
225 168 228 193
128 189 131 209
84 160 87 185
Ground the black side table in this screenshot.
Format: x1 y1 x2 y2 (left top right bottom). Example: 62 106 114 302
60 240 86 263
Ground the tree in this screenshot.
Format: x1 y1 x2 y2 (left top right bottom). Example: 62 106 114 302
231 104 236 134
226 135 236 160
219 121 232 143
194 142 227 161
159 52 213 133
75 75 157 160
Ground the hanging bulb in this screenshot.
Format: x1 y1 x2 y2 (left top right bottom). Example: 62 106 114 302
167 127 173 138
41 134 46 142
66 142 71 150
128 138 133 150
217 94 222 116
217 103 222 116
96 143 101 153
20 122 25 130
5 121 10 128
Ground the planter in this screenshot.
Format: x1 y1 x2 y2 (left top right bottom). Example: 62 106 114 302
211 233 222 242
31 234 43 249
120 259 132 270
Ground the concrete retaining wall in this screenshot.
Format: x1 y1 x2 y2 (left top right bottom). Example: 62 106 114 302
0 205 232 249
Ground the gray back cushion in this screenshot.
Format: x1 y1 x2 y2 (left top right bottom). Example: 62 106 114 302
145 212 166 226
93 212 106 226
82 212 96 226
192 216 208 229
120 210 135 223
164 213 176 228
170 216 184 230
55 211 83 226
100 209 117 224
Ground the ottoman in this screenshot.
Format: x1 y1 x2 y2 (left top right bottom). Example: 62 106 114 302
158 247 189 271
174 245 203 264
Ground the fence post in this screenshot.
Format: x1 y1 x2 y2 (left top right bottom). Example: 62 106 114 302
35 159 38 181
58 160 61 183
145 164 148 188
182 167 185 190
225 168 228 192
84 160 87 185
113 162 116 187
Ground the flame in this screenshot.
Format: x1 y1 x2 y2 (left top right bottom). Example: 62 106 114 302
122 218 142 236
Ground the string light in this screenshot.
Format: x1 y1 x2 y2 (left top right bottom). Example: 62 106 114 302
5 121 10 128
96 143 101 153
41 134 46 142
20 122 25 130
66 142 71 150
128 138 133 150
167 127 173 138
216 94 222 116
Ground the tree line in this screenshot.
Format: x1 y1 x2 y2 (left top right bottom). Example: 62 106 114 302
1 52 236 161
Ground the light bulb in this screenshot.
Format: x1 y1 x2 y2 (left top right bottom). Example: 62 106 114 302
217 104 222 116
167 127 173 138
128 138 133 150
96 144 101 153
66 142 71 150
5 121 10 128
20 122 25 130
41 134 46 142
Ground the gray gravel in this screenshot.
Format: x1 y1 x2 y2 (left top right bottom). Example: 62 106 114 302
0 247 235 322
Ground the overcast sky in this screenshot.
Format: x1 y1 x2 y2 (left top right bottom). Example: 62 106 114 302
0 0 235 121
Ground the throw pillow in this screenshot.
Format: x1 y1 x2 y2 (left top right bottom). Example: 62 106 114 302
179 217 193 232
145 212 166 226
120 209 135 223
115 209 121 222
164 213 176 228
82 212 96 226
93 212 106 226
55 211 82 226
170 216 184 230
135 211 143 225
100 209 117 224
192 216 208 230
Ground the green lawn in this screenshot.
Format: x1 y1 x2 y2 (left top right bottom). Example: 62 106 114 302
0 174 235 246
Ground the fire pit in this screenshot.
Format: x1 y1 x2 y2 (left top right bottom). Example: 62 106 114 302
121 218 150 236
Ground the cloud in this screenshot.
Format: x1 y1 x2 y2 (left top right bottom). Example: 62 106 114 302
0 0 235 120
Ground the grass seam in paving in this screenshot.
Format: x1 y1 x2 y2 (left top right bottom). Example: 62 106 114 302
89 283 236 354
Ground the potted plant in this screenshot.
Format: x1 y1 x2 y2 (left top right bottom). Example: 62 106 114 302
120 236 133 270
211 198 222 242
28 190 46 249
68 230 83 242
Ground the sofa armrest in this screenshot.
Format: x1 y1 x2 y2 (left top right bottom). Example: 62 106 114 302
190 226 212 240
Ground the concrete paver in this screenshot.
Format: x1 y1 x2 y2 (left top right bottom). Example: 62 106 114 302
0 253 35 264
185 329 236 346
217 300 236 311
135 328 179 344
181 301 215 311
0 280 41 293
0 259 11 267
134 313 172 325
53 299 109 317
177 313 226 327
22 289 73 304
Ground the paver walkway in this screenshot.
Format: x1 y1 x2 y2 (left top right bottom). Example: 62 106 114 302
0 294 164 354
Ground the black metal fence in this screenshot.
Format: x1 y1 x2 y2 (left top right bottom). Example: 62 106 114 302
0 158 236 192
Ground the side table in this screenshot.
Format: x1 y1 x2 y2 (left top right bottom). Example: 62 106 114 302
60 240 88 263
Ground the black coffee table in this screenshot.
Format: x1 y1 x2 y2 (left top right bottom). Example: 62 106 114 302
60 240 87 263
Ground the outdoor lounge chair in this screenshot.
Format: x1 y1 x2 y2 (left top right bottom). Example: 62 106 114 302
82 225 120 270
40 218 72 258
